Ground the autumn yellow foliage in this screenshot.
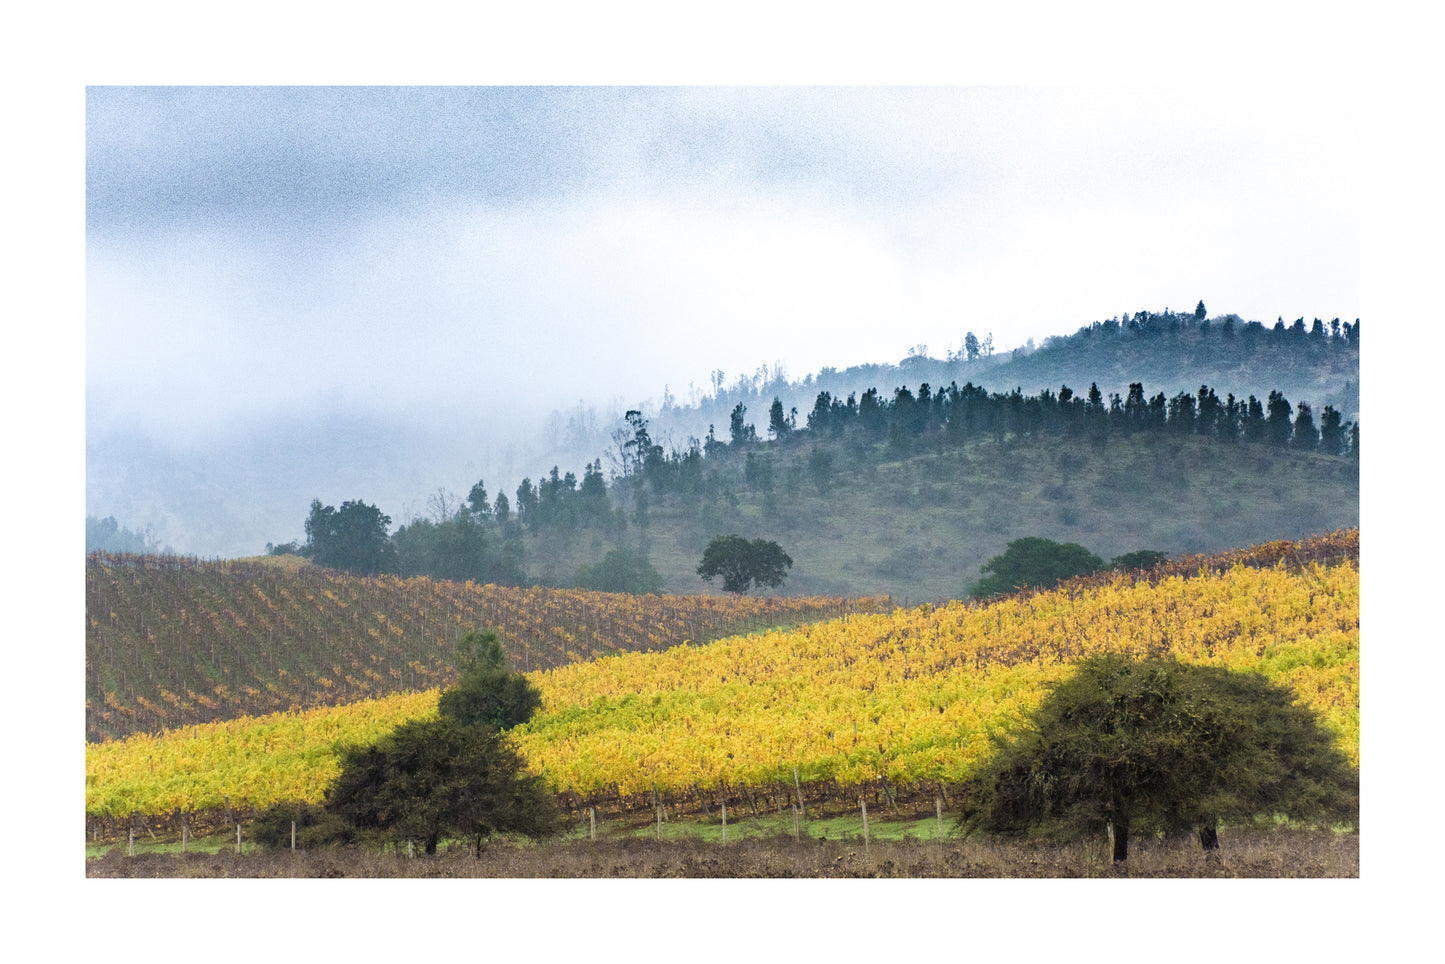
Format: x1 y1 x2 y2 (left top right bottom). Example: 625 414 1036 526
86 555 1358 818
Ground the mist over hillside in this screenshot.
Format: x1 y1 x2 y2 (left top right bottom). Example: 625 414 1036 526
635 308 1359 461
86 307 1358 562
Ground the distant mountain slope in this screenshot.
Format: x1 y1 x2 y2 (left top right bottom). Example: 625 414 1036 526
643 309 1358 452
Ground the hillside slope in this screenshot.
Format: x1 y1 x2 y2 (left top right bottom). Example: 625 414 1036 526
85 554 888 742
520 431 1358 601
85 531 1358 826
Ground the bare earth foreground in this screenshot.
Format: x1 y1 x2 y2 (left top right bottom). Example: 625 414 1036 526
87 828 1357 878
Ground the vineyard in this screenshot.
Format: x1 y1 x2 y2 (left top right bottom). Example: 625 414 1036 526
86 531 1359 836
85 552 890 743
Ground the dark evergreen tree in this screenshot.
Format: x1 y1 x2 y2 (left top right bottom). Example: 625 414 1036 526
858 388 886 437
768 396 792 440
1195 386 1221 438
1292 402 1318 451
1147 392 1168 431
1215 393 1239 443
579 460 611 524
392 513 525 586
1166 391 1196 434
575 547 664 594
1122 382 1147 431
729 402 757 447
1266 391 1294 448
1319 406 1344 456
466 480 491 521
516 479 538 526
1244 395 1266 443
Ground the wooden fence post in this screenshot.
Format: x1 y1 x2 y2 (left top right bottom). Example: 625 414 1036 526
590 807 596 841
291 820 296 851
128 829 134 857
861 799 869 848
236 824 242 854
793 766 805 817
721 801 727 843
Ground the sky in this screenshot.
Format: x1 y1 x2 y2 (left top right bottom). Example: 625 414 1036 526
87 85 1361 444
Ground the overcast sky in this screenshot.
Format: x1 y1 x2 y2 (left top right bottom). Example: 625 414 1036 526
86 85 1360 442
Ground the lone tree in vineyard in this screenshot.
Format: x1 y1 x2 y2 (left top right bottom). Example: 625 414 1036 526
326 627 560 854
957 653 1358 862
696 534 793 594
969 536 1104 598
325 715 561 855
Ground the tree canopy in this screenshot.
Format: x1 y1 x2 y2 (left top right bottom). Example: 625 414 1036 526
436 629 543 733
304 498 395 575
574 546 664 595
324 628 558 854
969 536 1105 597
957 653 1358 861
696 535 792 593
324 715 560 855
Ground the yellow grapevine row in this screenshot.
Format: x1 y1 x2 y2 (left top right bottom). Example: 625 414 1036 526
86 559 1358 817
513 561 1358 793
87 549 890 742
85 690 439 817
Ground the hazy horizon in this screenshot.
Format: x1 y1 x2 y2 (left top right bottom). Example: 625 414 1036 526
86 86 1360 556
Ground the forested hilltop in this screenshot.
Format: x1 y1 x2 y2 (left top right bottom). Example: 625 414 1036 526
259 313 1354 603
612 303 1359 462
513 396 1356 601
89 304 1347 601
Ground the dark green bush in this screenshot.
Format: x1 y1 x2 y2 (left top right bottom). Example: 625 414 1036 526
957 653 1358 861
436 629 542 732
969 536 1104 597
325 716 563 856
251 799 355 849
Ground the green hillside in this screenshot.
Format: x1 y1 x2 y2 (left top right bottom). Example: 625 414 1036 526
518 431 1357 602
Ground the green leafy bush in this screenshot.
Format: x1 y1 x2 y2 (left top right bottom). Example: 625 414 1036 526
436 629 543 732
969 536 1104 597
